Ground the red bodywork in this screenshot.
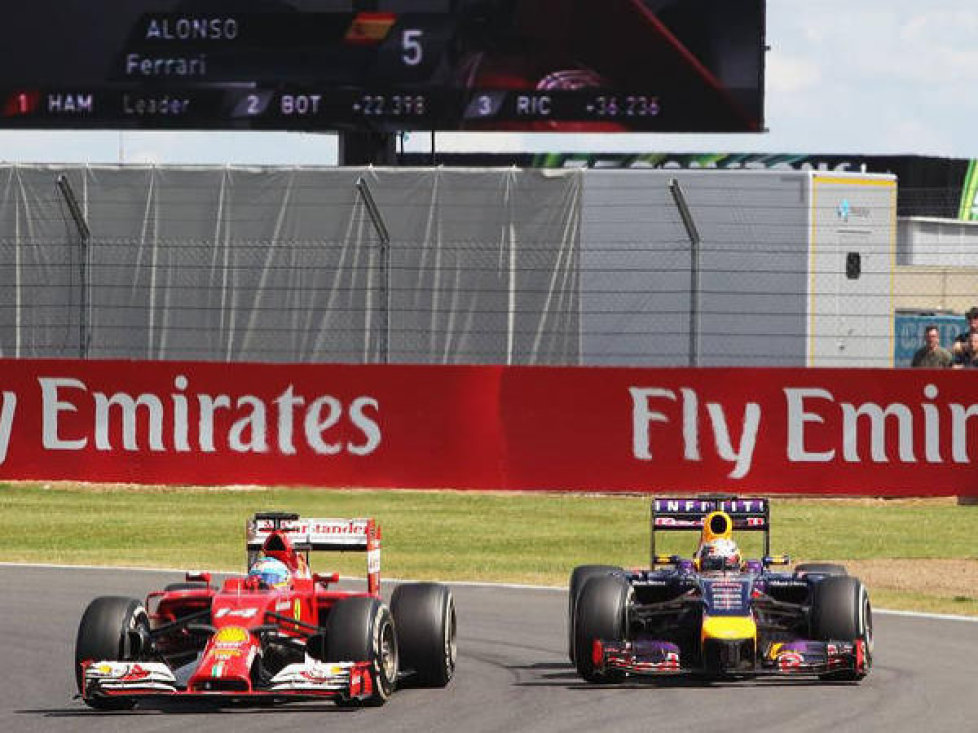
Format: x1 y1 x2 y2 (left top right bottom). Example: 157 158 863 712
81 517 383 703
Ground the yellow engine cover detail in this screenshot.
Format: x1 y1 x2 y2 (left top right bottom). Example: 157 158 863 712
701 615 757 642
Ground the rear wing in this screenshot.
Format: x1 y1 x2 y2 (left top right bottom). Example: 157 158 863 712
246 513 378 552
650 496 770 563
246 512 381 594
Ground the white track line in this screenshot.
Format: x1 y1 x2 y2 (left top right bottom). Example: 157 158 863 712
3 561 976 623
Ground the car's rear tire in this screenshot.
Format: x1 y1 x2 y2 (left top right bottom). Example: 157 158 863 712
567 565 622 663
326 597 398 705
391 583 457 687
74 596 149 710
573 574 629 683
810 576 872 681
796 563 848 577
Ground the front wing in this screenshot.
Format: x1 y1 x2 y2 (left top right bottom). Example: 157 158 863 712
595 638 869 678
81 659 375 703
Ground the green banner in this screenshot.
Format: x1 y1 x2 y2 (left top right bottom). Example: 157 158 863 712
959 159 978 220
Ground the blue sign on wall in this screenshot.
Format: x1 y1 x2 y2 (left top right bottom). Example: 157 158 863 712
894 312 963 366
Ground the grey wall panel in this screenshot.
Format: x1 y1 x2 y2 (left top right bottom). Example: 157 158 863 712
580 170 810 366
371 167 581 365
898 217 978 267
375 168 513 365
0 164 895 367
0 164 581 365
507 170 581 365
0 166 80 358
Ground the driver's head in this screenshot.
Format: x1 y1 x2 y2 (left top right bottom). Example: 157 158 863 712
248 556 290 589
696 538 742 572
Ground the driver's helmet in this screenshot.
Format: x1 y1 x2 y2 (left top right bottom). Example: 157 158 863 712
248 556 291 589
696 538 742 572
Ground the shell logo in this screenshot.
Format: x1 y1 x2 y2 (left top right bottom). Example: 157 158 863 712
214 626 249 643
778 651 804 670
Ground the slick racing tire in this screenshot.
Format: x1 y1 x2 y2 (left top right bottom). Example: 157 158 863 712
326 597 398 706
795 563 848 577
74 596 151 710
567 565 622 664
574 574 630 683
391 583 457 687
810 575 873 681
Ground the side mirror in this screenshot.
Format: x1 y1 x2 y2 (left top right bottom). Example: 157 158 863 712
314 572 340 586
762 555 791 566
653 554 682 566
185 571 212 585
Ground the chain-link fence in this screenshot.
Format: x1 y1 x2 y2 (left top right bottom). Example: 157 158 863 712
1 165 582 364
2 164 973 368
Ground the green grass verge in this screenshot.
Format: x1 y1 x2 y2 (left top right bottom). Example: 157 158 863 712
1 483 976 616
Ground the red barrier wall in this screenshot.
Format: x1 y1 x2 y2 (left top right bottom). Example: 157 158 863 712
0 359 975 496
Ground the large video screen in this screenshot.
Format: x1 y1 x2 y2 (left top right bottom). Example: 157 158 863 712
0 0 765 133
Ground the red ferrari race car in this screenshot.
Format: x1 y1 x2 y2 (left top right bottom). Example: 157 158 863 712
75 512 456 709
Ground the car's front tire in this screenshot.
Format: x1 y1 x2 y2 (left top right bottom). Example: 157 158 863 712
75 596 150 710
326 597 398 705
573 574 629 683
810 575 872 681
567 565 622 663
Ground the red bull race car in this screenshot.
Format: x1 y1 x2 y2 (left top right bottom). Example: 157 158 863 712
568 497 872 683
75 512 456 709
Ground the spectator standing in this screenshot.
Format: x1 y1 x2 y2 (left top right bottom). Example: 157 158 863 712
953 331 978 368
952 306 978 355
911 325 952 368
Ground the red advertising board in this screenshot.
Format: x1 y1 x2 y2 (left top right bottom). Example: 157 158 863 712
0 359 975 496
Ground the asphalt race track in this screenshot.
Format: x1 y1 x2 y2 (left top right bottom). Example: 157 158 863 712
2 564 976 733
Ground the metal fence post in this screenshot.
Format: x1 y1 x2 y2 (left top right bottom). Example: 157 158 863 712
669 178 701 367
56 174 90 358
356 177 391 364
